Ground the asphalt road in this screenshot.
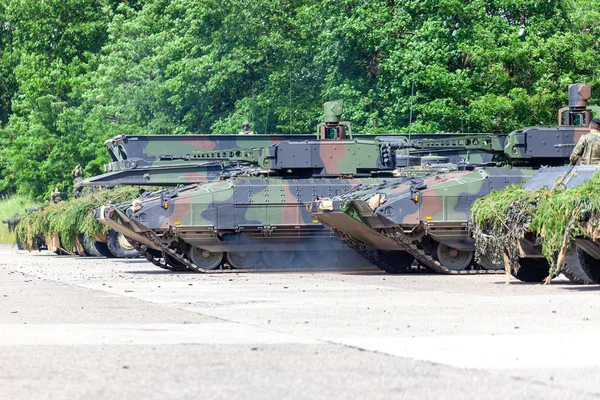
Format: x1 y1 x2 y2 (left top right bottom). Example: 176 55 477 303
1 243 600 399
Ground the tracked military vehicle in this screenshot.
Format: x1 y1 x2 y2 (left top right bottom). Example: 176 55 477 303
310 84 598 275
86 133 327 186
96 102 512 272
85 114 502 187
310 168 534 274
472 165 600 284
8 135 323 256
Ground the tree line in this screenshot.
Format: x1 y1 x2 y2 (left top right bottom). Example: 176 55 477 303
0 0 599 199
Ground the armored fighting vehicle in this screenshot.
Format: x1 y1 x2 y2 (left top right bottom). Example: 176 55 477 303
7 135 323 256
310 84 598 275
95 102 512 271
8 187 146 258
470 83 600 284
472 165 600 284
86 133 327 187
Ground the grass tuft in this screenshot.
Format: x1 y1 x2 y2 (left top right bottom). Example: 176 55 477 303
15 187 144 251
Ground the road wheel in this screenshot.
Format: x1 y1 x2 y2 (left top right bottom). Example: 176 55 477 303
562 250 593 284
433 243 473 271
226 252 260 269
189 247 223 270
106 230 140 258
81 234 114 258
474 254 503 270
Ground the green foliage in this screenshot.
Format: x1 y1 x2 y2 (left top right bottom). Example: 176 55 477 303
2 0 600 198
15 186 142 250
472 172 600 277
0 194 37 242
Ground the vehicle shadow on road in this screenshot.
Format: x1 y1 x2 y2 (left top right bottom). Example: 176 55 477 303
493 280 600 291
112 259 151 264
559 285 600 291
123 269 194 275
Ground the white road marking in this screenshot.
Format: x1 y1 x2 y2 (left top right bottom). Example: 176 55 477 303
333 334 600 369
0 323 318 346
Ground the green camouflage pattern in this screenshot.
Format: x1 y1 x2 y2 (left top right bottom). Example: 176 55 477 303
503 126 589 163
95 127 517 269
95 127 587 271
105 134 318 163
99 177 388 269
311 168 534 264
94 87 596 271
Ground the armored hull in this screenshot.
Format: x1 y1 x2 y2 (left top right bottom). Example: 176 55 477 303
310 167 534 273
99 177 394 270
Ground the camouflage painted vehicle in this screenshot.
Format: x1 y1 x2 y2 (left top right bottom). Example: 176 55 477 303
4 206 129 257
4 208 121 257
473 165 600 284
87 133 324 186
11 102 498 263
99 177 385 271
471 83 600 284
310 84 598 274
310 168 534 274
95 101 517 271
7 188 145 258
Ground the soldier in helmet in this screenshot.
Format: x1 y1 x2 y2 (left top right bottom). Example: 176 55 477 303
238 121 254 135
570 118 600 165
71 164 85 197
50 187 62 204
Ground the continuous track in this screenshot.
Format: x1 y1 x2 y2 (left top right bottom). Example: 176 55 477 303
129 232 245 274
334 227 504 275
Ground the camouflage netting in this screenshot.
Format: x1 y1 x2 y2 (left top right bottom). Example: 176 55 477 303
472 172 600 282
15 187 145 252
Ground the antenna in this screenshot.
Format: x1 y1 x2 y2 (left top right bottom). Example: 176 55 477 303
289 70 293 134
250 81 255 126
409 59 416 142
264 101 269 135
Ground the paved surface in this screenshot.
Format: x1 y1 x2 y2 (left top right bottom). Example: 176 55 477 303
1 243 600 399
